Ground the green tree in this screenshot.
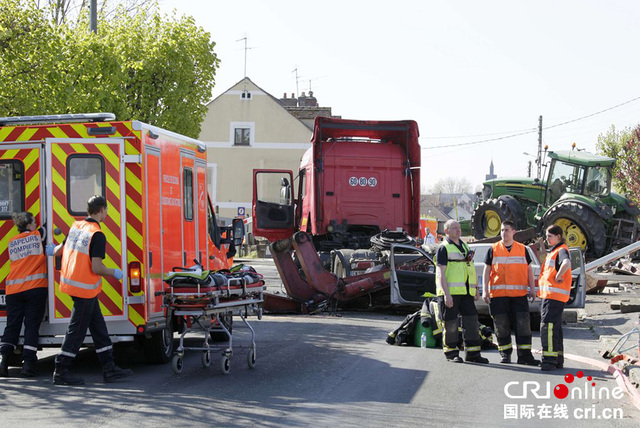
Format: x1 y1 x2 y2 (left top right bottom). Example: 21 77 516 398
101 10 219 137
0 0 218 138
596 124 637 198
610 126 640 205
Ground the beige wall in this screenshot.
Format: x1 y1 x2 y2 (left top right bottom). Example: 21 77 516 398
199 78 312 222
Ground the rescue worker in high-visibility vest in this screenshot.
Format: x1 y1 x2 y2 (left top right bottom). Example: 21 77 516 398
538 225 572 371
0 212 48 377
436 219 488 364
49 195 132 385
482 221 540 366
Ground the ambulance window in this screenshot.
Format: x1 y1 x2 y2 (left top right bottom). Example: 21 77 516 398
183 168 194 221
0 161 25 219
67 155 105 215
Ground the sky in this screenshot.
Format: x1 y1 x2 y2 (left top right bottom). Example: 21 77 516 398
159 0 640 193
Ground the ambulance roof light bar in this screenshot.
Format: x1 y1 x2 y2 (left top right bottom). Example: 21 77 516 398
0 113 116 126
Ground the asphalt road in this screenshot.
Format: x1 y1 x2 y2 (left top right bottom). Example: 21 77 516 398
1 258 639 427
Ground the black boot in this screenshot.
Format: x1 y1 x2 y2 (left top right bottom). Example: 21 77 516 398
21 359 38 377
0 354 9 377
103 361 133 383
53 367 85 385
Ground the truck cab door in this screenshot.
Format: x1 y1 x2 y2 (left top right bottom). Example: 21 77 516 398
252 169 295 242
566 247 586 308
389 244 437 305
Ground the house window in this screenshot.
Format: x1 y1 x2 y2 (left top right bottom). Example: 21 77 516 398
234 128 251 146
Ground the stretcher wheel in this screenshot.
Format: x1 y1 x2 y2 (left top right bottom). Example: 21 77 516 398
247 348 256 369
201 350 211 368
220 355 231 375
171 354 183 374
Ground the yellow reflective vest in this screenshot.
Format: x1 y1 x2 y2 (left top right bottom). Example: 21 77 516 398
437 240 476 296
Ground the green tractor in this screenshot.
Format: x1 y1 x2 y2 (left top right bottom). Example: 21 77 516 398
471 150 640 259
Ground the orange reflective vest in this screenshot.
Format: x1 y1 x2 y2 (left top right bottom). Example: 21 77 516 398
60 220 102 298
538 244 572 302
6 230 47 295
488 241 529 298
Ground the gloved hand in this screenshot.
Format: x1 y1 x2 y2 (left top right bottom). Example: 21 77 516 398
45 243 56 256
113 268 123 280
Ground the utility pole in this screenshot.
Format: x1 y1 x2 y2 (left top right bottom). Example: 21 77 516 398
90 0 97 34
537 115 543 180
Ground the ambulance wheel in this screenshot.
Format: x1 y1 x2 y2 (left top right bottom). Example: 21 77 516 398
220 355 231 375
247 347 256 369
143 325 174 364
201 350 211 368
171 354 183 374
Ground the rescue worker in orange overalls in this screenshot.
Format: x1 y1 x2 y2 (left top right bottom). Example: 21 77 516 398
49 195 132 385
0 212 48 377
538 224 572 371
482 220 539 366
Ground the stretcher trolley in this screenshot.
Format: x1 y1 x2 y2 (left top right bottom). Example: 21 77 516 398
161 264 265 375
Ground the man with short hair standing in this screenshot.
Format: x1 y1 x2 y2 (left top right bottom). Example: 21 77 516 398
482 221 539 366
50 195 132 385
436 219 488 364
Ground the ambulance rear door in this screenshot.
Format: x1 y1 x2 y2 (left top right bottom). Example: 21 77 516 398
46 138 127 323
0 143 46 322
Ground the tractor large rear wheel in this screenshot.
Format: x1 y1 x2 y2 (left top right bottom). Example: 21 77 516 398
471 197 526 239
542 202 606 259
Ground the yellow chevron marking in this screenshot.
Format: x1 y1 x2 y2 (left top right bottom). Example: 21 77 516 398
0 127 13 142
47 127 66 139
72 124 91 138
69 143 89 154
125 168 142 193
98 300 113 316
125 140 141 156
55 288 74 318
95 143 120 168
25 171 39 197
51 144 68 166
1 149 19 159
23 148 39 168
128 306 145 327
16 128 37 141
100 280 123 312
126 226 143 253
0 258 10 283
125 194 142 220
51 168 66 195
105 172 120 202
106 201 121 226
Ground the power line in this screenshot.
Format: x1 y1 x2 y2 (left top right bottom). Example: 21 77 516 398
421 127 536 139
423 95 640 150
543 95 640 130
423 128 537 150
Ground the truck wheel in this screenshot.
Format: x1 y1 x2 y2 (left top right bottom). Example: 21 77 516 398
143 325 174 364
542 202 606 259
331 249 354 278
471 198 525 239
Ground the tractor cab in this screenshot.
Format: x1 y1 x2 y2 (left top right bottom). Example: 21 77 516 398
545 151 614 205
